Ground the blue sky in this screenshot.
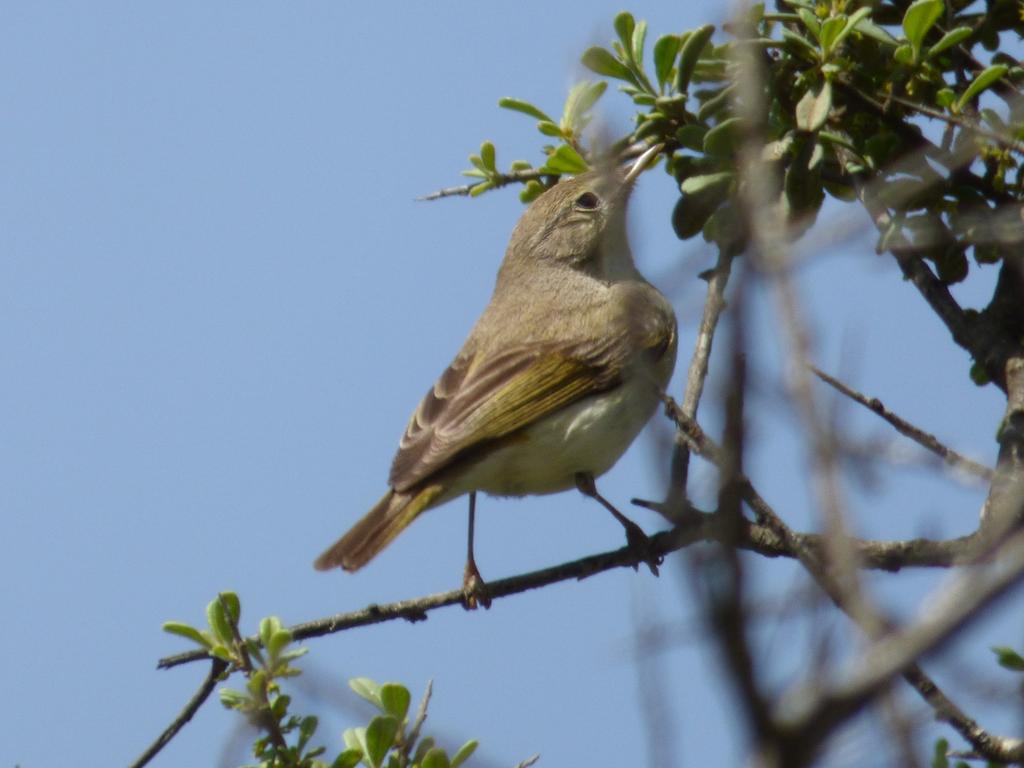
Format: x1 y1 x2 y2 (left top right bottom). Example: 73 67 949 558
2 3 1017 767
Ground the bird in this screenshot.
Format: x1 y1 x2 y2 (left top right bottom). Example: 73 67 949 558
315 144 677 607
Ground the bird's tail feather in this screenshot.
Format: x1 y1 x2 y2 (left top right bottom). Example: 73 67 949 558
314 484 444 572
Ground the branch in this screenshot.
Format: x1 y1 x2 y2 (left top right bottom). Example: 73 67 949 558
664 249 735 514
810 365 995 481
665 398 1024 764
885 93 1024 155
790 528 1024 764
417 169 548 201
157 485 994 673
129 658 228 768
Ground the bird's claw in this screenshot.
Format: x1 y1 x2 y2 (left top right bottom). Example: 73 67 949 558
461 559 492 610
622 520 661 576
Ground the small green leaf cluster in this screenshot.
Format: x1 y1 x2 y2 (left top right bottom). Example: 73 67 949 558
339 678 478 768
165 593 318 767
460 5 1024 292
462 81 606 202
163 594 484 768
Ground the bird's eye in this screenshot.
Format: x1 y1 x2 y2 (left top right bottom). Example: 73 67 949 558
575 191 600 210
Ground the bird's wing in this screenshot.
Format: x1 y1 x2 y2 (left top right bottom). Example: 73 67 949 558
388 278 677 493
387 340 621 492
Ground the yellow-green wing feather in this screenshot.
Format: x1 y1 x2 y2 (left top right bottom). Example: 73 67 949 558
388 344 617 492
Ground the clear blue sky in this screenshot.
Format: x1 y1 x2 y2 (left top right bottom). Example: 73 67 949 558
2 3 1016 767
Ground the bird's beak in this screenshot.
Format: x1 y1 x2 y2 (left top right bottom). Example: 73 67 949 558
623 143 663 186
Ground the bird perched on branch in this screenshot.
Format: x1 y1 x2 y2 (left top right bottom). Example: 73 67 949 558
315 144 676 608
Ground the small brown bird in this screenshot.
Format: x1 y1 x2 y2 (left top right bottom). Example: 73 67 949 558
315 145 676 606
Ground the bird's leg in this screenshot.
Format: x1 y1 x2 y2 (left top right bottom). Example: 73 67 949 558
575 472 661 576
462 491 492 610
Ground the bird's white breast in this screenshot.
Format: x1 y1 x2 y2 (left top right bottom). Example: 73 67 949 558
450 372 663 498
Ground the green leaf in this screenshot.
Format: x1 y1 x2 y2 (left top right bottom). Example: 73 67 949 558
519 180 545 204
218 687 249 710
298 714 319 748
702 117 743 156
343 726 364 753
676 25 715 93
672 182 730 239
818 16 846 56
902 0 943 61
926 26 972 59
497 97 553 123
614 12 636 56
956 64 1008 111
780 28 819 60
992 645 1024 671
830 7 872 54
562 80 607 133
267 629 293 659
808 142 824 170
421 747 451 768
162 621 213 649
816 130 854 151
451 740 479 768
412 737 436 765
675 124 707 151
206 593 240 645
695 84 736 122
350 677 383 708
468 155 487 174
653 35 681 89
631 19 647 66
581 46 632 81
797 8 821 41
893 43 914 65
380 683 411 720
258 616 282 649
541 144 589 174
332 749 364 768
970 360 991 385
537 121 564 138
932 738 950 768
209 643 233 662
702 202 748 253
680 171 733 196
795 82 832 132
480 141 496 172
855 17 899 46
936 88 956 108
365 715 399 768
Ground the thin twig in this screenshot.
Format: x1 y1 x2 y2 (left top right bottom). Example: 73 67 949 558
664 249 735 515
885 93 1024 154
129 658 228 768
399 680 433 768
418 142 654 201
810 365 995 481
417 169 548 201
513 755 541 768
157 498 993 673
